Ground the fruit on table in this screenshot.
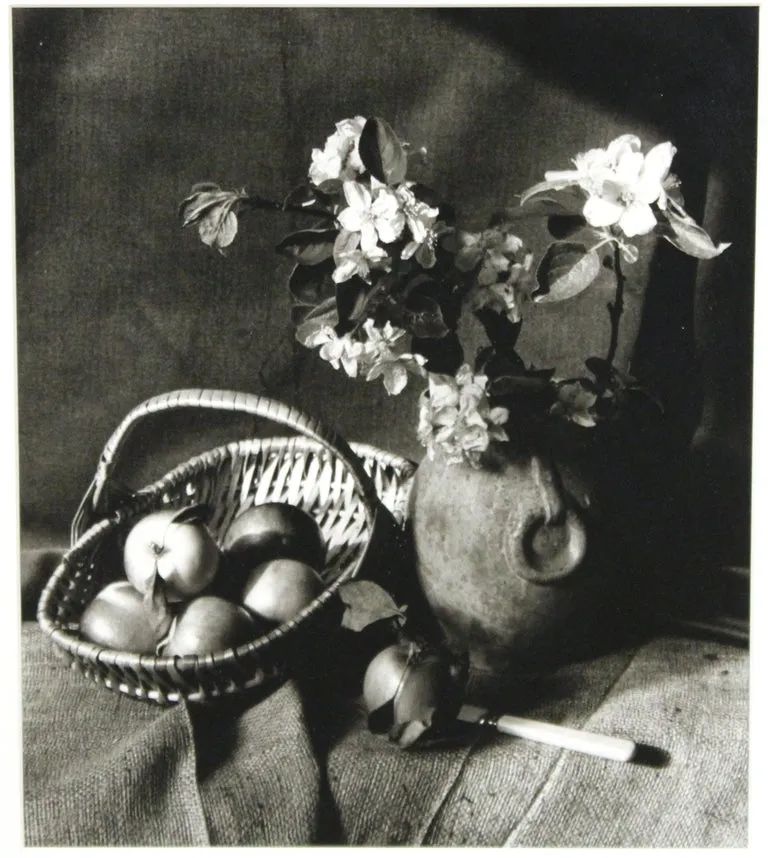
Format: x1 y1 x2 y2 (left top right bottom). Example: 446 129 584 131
164 595 261 656
222 502 326 572
79 580 163 654
123 507 221 603
241 558 324 624
362 640 466 747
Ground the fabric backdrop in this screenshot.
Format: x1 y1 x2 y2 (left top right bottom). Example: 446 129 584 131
14 7 755 568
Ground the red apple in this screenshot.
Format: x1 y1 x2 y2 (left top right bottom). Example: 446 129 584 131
164 595 262 656
123 507 220 602
222 503 326 572
79 580 163 653
241 558 324 624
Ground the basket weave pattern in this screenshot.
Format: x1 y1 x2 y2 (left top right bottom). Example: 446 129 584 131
37 390 416 704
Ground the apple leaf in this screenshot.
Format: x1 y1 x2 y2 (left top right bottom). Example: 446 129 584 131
295 298 339 345
403 293 450 339
338 580 406 632
276 229 338 265
660 209 731 259
171 503 211 525
359 117 408 186
144 572 173 641
547 213 588 239
289 259 336 307
336 278 374 325
367 699 396 734
282 182 336 214
534 241 601 304
390 716 433 749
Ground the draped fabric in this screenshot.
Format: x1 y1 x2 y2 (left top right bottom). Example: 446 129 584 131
22 575 749 847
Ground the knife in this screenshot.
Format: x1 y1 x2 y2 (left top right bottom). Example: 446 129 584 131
458 704 637 762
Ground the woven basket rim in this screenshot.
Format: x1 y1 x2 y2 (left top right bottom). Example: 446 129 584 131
37 436 416 684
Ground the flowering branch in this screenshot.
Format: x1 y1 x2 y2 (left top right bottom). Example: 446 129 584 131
179 118 729 467
605 241 626 371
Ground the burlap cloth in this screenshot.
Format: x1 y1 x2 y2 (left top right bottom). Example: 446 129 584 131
22 551 748 847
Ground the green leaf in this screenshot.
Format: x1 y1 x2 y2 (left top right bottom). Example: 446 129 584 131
661 209 731 259
547 214 588 239
338 580 406 633
534 242 601 304
295 299 339 345
584 356 613 381
391 717 433 749
410 332 463 374
519 177 581 207
289 260 336 307
170 503 211 525
143 572 173 641
367 699 396 734
473 308 523 357
336 279 374 325
282 183 335 213
403 294 450 338
276 229 338 265
359 117 408 186
488 372 553 397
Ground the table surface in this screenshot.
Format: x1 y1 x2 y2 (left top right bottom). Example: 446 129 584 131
21 548 749 847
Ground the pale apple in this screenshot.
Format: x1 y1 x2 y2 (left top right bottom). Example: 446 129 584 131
241 558 324 624
80 580 162 653
164 595 261 656
123 508 220 602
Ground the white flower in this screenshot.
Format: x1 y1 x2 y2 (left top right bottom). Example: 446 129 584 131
303 326 365 377
360 319 426 395
417 365 509 467
332 230 389 283
457 227 533 322
396 184 442 268
308 116 367 186
367 352 427 395
337 180 406 256
527 135 676 238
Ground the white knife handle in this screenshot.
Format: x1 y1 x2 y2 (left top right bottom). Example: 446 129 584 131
494 713 636 762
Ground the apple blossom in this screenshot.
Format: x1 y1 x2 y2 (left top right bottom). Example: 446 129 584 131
308 115 366 186
303 325 365 377
337 180 406 256
332 235 390 283
417 365 509 467
357 320 427 395
396 184 442 268
522 135 676 238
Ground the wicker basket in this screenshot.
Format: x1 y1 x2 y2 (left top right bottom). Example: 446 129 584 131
37 389 417 704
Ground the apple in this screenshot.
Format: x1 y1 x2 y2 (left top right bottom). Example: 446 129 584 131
362 641 465 727
123 506 221 602
164 595 262 656
79 580 164 653
222 502 326 573
241 558 324 624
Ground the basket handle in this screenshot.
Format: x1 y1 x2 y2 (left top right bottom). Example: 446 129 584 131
71 388 381 544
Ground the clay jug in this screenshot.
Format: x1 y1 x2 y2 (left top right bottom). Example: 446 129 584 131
410 444 620 680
